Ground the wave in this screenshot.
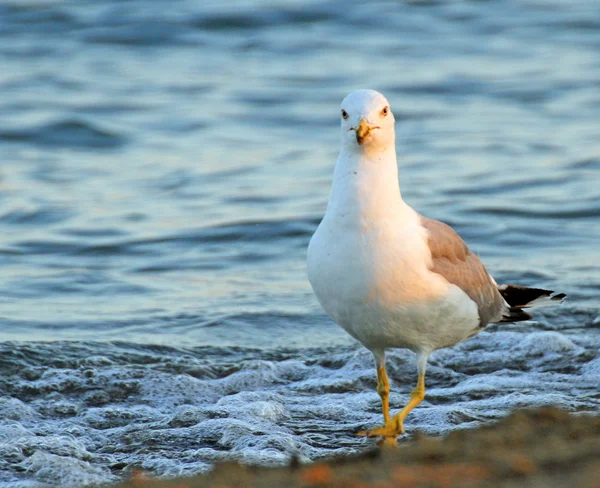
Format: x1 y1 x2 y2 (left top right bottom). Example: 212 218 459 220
0 119 126 150
0 334 598 486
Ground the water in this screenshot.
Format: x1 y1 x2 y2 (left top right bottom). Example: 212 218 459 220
0 0 599 486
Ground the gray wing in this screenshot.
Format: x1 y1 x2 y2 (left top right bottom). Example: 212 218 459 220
420 216 507 326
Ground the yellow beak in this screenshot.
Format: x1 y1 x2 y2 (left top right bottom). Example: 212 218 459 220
355 118 370 145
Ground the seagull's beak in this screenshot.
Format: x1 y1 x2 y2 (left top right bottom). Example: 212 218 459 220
355 118 371 145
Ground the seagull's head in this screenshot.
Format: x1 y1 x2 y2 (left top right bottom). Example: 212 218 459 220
340 89 395 154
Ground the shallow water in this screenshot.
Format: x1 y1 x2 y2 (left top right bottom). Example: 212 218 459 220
0 0 599 486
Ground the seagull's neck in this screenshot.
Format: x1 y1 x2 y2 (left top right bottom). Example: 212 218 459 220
327 146 409 223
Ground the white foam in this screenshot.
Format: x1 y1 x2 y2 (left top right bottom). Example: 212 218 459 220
0 332 598 487
515 331 584 356
0 422 33 441
581 357 600 376
0 398 36 421
19 452 117 488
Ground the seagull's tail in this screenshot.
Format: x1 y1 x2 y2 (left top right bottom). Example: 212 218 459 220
498 285 566 323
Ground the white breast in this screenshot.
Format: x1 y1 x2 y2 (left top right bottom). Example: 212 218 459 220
307 146 481 353
307 202 480 353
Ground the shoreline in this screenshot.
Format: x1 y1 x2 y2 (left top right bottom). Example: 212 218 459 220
117 407 600 488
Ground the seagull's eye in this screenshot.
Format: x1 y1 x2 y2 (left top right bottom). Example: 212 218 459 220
341 109 348 120
382 106 389 117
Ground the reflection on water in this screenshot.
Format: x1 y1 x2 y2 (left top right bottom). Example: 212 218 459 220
0 0 599 486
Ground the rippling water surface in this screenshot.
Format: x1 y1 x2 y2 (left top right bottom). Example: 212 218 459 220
1 0 599 486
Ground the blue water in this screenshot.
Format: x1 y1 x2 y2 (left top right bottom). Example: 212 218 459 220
1 0 599 486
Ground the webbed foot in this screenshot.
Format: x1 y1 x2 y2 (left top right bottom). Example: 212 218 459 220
356 417 404 440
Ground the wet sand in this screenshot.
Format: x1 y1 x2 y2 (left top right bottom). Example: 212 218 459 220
117 407 600 488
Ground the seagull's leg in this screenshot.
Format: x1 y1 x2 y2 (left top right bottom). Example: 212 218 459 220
377 364 391 424
357 351 429 440
373 350 390 423
389 367 425 433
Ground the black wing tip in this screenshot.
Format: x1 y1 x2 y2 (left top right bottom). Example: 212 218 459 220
501 307 533 323
499 284 566 308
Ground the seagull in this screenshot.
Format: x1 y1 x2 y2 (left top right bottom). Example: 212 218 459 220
307 89 564 442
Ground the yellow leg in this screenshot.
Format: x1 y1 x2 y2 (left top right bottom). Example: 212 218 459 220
357 373 426 440
377 365 390 424
393 373 425 430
